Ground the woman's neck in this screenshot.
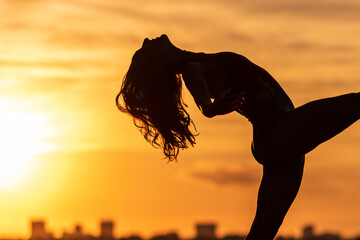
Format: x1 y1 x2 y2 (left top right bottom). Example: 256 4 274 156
176 50 206 74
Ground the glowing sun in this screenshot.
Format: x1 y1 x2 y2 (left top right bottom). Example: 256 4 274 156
0 109 55 189
0 159 32 189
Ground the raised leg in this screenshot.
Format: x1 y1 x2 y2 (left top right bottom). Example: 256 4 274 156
270 92 360 159
245 156 305 240
247 92 360 239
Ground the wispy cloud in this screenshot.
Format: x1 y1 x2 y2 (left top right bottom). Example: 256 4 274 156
244 0 360 21
46 30 140 49
191 167 260 187
285 41 356 53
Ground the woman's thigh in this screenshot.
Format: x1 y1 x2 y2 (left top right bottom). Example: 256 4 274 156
264 93 360 160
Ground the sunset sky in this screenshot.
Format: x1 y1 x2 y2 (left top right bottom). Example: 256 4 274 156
0 0 360 239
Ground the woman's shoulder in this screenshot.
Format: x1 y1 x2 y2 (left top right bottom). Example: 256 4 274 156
186 51 243 62
202 51 244 60
199 52 252 68
182 51 251 78
184 52 223 73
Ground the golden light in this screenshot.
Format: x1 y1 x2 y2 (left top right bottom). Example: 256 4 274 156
0 101 56 190
0 159 31 190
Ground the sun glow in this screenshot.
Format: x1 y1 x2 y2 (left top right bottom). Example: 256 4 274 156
0 159 32 189
0 102 57 189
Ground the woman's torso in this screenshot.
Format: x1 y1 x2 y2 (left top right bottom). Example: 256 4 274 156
188 52 294 127
186 52 296 164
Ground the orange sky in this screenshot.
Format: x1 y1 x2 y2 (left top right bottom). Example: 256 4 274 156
0 0 360 239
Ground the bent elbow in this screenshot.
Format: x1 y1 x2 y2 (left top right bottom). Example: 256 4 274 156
203 111 214 118
201 105 215 118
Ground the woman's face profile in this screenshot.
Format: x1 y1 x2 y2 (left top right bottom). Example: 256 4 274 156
139 34 174 57
133 34 178 69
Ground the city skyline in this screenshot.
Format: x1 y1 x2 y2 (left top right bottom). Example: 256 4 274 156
1 0 359 239
9 218 360 240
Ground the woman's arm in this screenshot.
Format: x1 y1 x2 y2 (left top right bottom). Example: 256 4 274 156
182 62 243 118
182 62 213 116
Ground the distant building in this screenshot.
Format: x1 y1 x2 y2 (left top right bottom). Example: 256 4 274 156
222 234 246 240
149 233 179 240
75 225 82 235
303 225 316 240
317 233 341 240
100 221 114 239
62 224 87 240
31 220 53 240
196 223 217 239
119 235 143 240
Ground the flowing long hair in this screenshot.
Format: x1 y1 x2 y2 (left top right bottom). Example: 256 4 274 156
116 52 197 161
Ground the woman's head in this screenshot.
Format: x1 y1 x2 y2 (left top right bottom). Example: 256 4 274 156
132 34 185 74
116 34 197 161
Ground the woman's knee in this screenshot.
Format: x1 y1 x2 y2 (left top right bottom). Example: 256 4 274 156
347 92 360 117
342 92 360 105
352 92 360 104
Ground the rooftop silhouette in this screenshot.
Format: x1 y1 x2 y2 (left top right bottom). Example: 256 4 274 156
23 219 360 240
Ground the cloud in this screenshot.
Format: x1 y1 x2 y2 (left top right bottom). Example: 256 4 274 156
285 41 356 53
244 0 360 21
302 169 360 198
65 0 206 29
46 30 141 49
67 0 159 22
51 0 256 52
282 79 360 99
284 78 360 90
225 32 254 43
0 57 112 95
0 58 102 70
191 167 260 186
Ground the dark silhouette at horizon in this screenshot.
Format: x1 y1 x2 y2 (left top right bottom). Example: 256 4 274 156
115 34 359 239
22 219 360 240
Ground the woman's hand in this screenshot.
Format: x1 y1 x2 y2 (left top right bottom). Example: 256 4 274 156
202 89 245 118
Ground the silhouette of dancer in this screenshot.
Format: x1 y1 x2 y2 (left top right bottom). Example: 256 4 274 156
116 34 359 240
